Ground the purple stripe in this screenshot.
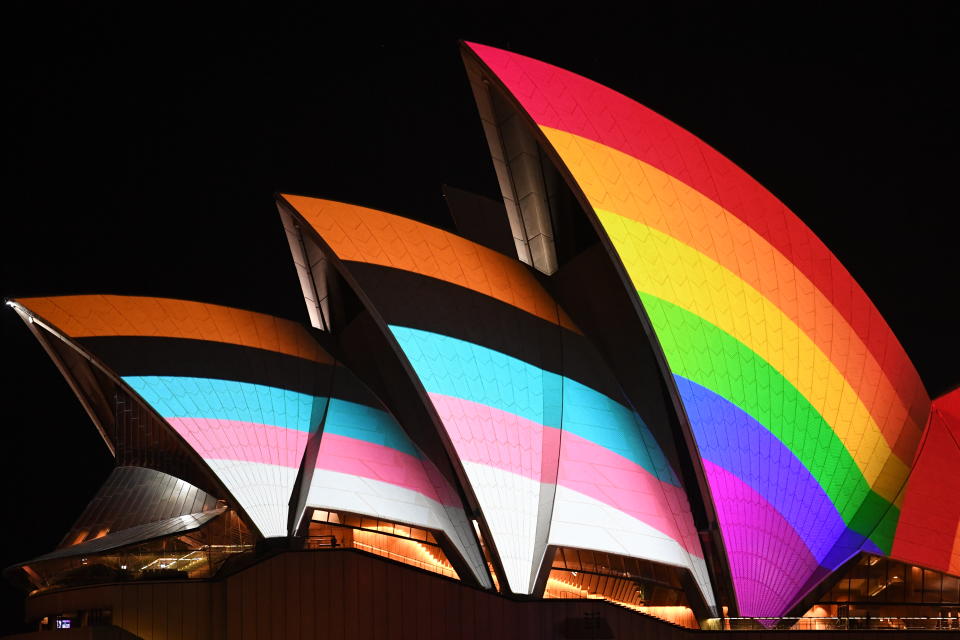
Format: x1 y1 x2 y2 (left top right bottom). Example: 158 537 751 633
705 460 819 618
675 375 851 564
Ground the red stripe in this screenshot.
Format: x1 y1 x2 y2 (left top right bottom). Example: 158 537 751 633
891 393 960 573
466 41 926 415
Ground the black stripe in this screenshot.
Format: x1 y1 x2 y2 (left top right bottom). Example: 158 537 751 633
79 336 373 407
327 363 392 412
345 262 627 404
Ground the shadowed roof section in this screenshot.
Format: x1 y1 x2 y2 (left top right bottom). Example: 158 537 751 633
16 294 331 364
279 194 579 333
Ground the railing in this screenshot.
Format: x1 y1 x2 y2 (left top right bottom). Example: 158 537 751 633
723 617 960 631
302 535 458 579
303 535 339 549
351 540 458 579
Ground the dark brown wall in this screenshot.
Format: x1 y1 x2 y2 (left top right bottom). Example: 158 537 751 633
25 581 224 640
19 550 960 640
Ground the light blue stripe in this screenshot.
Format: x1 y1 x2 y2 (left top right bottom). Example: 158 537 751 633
390 325 562 429
389 325 678 486
323 398 420 458
562 378 678 486
124 376 324 433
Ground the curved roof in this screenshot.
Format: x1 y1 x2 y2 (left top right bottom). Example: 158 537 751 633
17 295 331 364
892 387 960 576
282 195 713 601
13 294 489 584
279 195 579 332
17 295 332 538
465 41 930 617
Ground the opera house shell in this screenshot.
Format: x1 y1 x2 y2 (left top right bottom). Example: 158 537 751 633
5 43 959 637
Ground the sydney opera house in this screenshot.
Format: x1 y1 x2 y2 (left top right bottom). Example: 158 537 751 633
5 42 959 638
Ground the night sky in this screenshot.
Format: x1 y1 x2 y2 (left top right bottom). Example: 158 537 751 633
2 3 957 632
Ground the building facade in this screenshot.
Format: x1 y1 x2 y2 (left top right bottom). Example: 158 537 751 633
5 43 959 636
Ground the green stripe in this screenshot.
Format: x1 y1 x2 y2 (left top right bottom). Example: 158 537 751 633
639 292 893 538
858 497 901 556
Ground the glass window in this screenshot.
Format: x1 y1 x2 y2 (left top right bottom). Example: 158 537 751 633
907 566 924 602
942 574 959 604
830 577 850 602
924 569 942 603
886 561 906 602
868 558 887 601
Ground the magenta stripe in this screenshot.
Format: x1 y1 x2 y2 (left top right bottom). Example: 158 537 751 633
430 392 701 557
166 417 307 468
704 460 819 617
316 432 448 505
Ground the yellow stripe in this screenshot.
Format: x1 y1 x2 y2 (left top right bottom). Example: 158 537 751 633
539 125 924 462
539 125 926 452
595 209 907 501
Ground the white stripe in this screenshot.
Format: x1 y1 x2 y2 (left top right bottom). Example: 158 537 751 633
205 459 299 538
307 469 489 586
550 485 714 605
460 461 544 594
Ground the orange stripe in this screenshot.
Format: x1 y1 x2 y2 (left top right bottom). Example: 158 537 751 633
542 127 926 459
282 195 579 333
17 295 331 364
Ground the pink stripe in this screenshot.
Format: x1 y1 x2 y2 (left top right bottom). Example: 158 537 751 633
166 417 307 468
419 454 465 508
704 460 818 616
429 392 701 557
558 431 702 558
315 433 447 505
429 392 560 482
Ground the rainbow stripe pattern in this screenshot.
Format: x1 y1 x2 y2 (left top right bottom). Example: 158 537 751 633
282 195 712 601
466 42 930 616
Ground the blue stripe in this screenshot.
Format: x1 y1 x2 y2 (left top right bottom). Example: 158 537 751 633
323 398 420 458
389 325 677 486
561 378 679 485
390 325 562 428
675 375 870 565
124 376 325 433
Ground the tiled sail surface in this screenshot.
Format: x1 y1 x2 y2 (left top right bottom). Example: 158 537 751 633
18 295 331 538
465 42 930 615
305 362 490 586
282 195 712 601
892 388 960 576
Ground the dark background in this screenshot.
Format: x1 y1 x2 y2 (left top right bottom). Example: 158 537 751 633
2 3 957 633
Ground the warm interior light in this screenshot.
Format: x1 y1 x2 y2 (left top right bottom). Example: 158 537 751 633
543 573 697 628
